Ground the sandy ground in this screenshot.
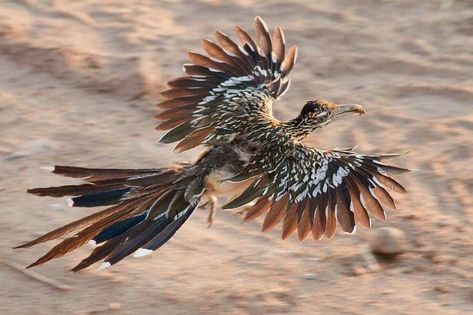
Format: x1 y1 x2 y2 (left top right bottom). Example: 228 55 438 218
0 0 472 314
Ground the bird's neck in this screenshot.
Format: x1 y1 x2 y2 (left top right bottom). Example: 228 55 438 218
280 116 319 141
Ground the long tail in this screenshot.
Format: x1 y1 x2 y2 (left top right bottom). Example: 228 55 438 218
16 164 205 271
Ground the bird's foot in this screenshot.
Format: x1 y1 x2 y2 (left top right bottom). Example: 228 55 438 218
200 195 218 228
233 205 252 221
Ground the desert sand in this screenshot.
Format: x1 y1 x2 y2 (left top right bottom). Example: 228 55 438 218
0 0 472 314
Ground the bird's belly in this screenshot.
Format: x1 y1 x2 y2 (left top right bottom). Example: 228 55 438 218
205 169 253 200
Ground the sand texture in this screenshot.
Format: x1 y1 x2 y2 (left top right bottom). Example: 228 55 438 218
1 0 472 314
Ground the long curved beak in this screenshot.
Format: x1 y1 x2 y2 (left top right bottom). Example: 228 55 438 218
333 104 366 117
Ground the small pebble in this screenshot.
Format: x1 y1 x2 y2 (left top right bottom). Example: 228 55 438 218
353 267 368 276
369 227 406 256
109 303 121 311
434 286 450 294
303 273 317 280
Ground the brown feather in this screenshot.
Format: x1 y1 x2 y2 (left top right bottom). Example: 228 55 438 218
372 185 396 209
174 127 213 153
202 39 247 74
183 64 227 79
71 232 128 272
157 96 202 109
26 194 157 268
262 194 289 232
214 31 255 71
374 173 408 194
297 199 313 241
281 46 297 78
160 88 208 99
312 194 328 240
27 183 124 197
347 187 371 228
155 116 190 131
235 25 258 54
15 198 139 249
243 197 271 222
188 52 240 77
155 107 194 121
353 177 386 220
272 26 285 64
254 16 272 68
167 77 218 89
281 202 298 240
324 191 337 239
335 190 355 233
124 171 179 187
51 166 156 180
375 162 411 174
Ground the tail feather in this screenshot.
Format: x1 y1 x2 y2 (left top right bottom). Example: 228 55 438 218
27 183 124 197
106 204 197 266
104 217 171 266
52 165 161 180
93 212 147 244
26 193 160 268
69 187 132 207
71 232 130 272
15 198 140 249
71 218 153 272
19 164 205 270
141 205 195 252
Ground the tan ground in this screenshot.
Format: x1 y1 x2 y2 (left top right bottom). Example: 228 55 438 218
1 0 472 314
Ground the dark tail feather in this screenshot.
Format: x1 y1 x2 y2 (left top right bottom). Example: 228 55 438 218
27 183 124 197
18 164 205 270
141 205 195 251
69 188 132 207
93 212 147 244
105 204 196 267
70 200 197 272
104 217 172 266
71 216 160 272
71 233 129 272
25 196 156 268
51 165 162 181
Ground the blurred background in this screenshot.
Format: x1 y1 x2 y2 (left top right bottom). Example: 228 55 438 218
0 0 472 314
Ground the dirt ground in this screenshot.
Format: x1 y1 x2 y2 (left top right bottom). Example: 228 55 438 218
1 0 472 314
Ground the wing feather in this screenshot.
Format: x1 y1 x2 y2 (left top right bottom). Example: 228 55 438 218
224 145 409 241
312 194 328 240
262 194 289 232
156 17 297 151
281 202 298 240
297 199 313 241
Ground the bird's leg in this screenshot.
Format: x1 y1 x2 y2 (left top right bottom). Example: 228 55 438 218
199 193 220 227
206 194 218 227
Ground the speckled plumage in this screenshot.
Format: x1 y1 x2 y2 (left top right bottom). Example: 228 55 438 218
17 17 409 270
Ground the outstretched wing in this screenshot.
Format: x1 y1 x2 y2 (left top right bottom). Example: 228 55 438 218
156 16 297 152
224 144 410 240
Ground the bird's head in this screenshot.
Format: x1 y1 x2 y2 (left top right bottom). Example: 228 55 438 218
287 100 366 140
299 99 365 126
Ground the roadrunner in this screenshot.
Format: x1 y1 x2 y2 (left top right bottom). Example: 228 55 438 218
16 17 409 271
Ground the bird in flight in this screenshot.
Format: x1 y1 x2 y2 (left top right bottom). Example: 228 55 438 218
16 17 409 271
